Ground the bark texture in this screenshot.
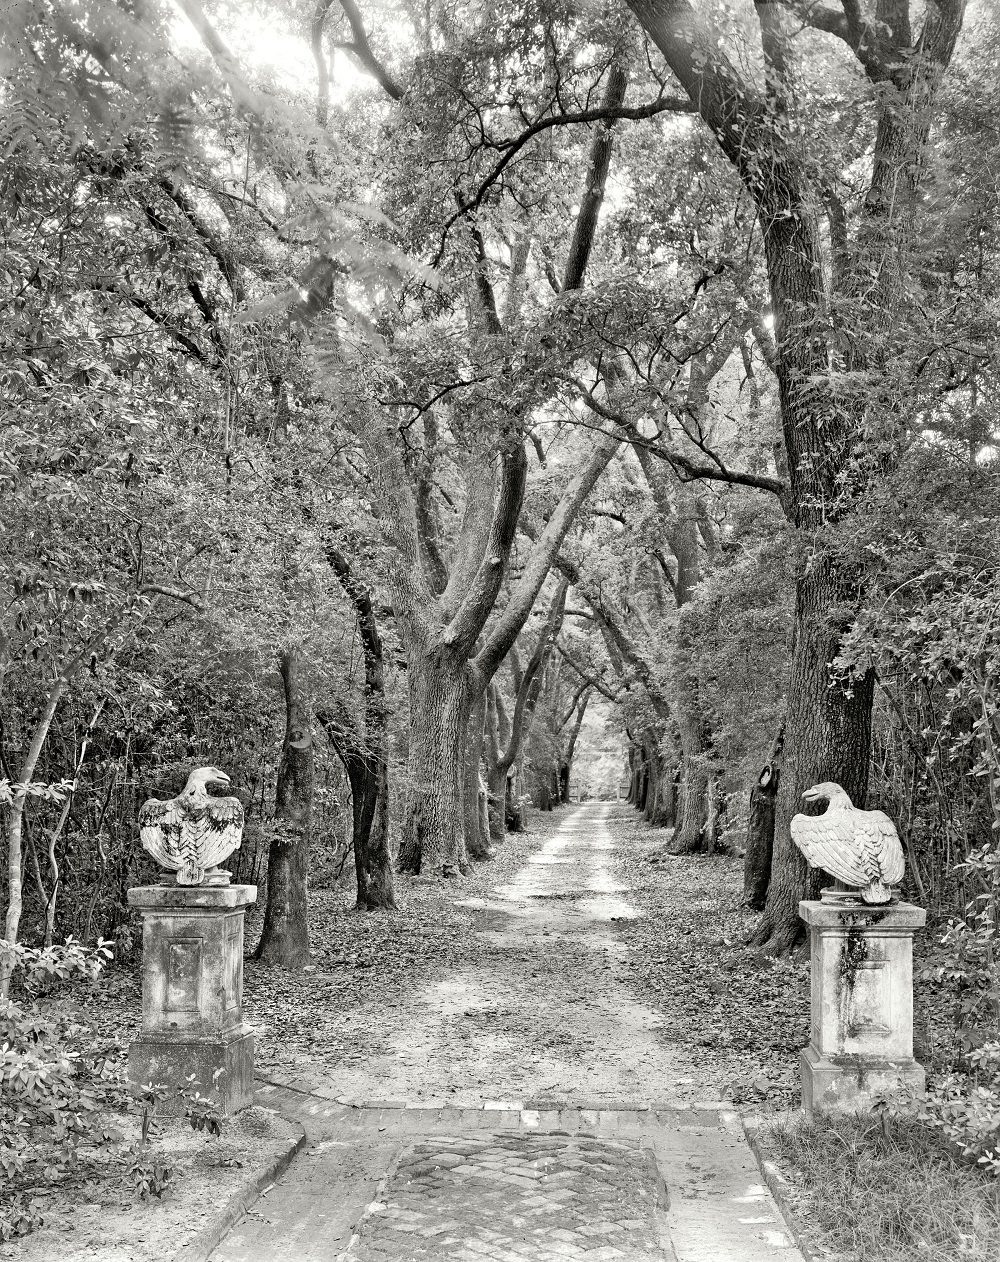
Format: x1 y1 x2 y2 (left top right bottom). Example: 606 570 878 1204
398 655 472 875
255 648 313 967
325 547 396 910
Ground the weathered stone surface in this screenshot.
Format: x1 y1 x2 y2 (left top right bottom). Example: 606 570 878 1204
799 898 926 1115
130 1027 255 1116
128 883 256 1115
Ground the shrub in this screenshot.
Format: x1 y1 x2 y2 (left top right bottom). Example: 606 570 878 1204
0 939 125 1238
0 938 224 1235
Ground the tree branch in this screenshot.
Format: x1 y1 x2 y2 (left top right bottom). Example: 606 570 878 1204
434 94 696 264
475 428 621 683
335 0 404 101
572 378 788 500
562 60 629 292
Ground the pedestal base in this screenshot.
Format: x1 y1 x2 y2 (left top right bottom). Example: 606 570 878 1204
128 883 256 1118
799 898 925 1117
800 1046 925 1116
129 1025 255 1117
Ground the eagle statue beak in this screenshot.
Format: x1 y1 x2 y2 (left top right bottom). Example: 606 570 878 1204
801 786 819 802
212 770 231 787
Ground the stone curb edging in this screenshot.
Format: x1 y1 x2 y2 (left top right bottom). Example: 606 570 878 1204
339 1138 411 1261
740 1115 819 1262
170 1123 307 1262
255 1073 728 1116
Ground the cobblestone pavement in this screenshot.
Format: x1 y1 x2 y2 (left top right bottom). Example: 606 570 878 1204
213 806 804 1262
344 1132 670 1261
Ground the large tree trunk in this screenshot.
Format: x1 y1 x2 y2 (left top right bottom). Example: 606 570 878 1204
751 564 875 950
648 753 677 829
255 648 313 967
672 698 711 852
398 653 471 876
325 546 396 911
743 729 783 910
462 687 493 860
628 0 965 960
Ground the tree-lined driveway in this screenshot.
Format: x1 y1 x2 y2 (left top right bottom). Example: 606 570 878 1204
217 806 802 1261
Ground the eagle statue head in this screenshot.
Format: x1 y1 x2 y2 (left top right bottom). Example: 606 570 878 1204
183 767 232 793
801 781 853 810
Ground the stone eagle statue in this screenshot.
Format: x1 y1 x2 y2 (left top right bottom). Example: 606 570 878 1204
139 767 243 886
790 781 904 905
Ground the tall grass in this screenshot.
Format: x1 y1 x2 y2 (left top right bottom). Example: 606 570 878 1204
763 1112 1000 1261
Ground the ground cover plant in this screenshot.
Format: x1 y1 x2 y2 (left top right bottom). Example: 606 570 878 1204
758 1111 1000 1262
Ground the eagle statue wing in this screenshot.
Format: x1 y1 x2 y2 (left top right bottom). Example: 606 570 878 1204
139 791 242 884
790 808 867 886
199 795 244 872
791 806 904 894
854 808 905 887
139 796 185 873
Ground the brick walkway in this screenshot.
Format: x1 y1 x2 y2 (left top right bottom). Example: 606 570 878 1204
214 1089 799 1261
345 1132 670 1261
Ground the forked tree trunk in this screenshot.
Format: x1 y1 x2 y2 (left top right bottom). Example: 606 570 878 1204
256 648 313 967
398 654 471 876
558 686 589 805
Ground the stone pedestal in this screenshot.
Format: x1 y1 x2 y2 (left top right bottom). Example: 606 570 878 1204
799 898 925 1116
128 883 257 1116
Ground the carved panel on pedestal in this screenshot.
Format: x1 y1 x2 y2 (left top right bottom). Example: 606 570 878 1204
166 938 202 1012
842 960 891 1039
